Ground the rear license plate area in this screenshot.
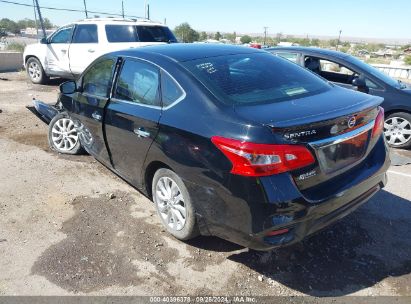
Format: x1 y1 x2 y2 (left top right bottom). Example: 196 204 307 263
316 131 370 174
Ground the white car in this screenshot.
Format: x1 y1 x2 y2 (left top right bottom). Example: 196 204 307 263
23 18 177 84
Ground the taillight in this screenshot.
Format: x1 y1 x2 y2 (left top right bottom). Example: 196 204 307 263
211 136 315 177
372 107 384 138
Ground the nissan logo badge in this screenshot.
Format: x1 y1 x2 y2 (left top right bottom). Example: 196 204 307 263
348 116 356 128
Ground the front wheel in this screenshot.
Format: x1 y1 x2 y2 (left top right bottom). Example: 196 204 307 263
48 113 84 154
152 168 199 240
384 112 411 149
26 57 49 84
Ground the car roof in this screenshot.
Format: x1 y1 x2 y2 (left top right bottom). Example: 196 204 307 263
66 18 166 27
267 46 351 59
114 43 264 62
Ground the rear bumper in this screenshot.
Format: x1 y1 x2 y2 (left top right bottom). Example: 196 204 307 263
187 136 390 251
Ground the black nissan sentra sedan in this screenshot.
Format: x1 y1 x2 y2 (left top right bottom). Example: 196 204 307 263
50 44 389 250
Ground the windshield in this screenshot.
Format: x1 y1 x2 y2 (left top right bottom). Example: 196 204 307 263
105 25 177 43
347 56 403 88
183 52 331 106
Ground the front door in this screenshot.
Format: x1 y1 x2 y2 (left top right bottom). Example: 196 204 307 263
104 58 162 186
304 56 358 90
69 23 100 75
46 26 73 77
71 57 117 164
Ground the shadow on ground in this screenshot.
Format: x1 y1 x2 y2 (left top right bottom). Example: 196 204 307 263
227 189 411 296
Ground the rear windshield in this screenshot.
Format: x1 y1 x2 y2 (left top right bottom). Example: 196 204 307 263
183 52 331 105
105 24 177 43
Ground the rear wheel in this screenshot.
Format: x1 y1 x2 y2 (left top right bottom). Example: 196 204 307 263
152 168 199 240
26 57 49 84
48 113 83 154
384 112 411 148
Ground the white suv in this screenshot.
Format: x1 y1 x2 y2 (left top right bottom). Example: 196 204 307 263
23 18 177 84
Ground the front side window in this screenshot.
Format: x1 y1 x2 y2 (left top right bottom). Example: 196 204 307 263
161 71 184 107
82 59 115 97
304 56 358 85
183 53 330 106
72 24 98 43
114 60 160 106
50 26 73 44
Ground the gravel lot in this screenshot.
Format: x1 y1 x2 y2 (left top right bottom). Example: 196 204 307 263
1 72 411 298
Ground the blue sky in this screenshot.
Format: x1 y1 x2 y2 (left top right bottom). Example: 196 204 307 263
1 0 410 40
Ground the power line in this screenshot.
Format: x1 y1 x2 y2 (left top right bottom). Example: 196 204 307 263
0 0 143 19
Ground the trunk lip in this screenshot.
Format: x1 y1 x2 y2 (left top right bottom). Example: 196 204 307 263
265 95 383 128
309 120 374 149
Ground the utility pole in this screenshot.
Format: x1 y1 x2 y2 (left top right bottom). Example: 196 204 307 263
144 0 147 18
83 0 88 18
147 4 150 19
32 0 39 40
122 0 125 18
34 0 46 38
263 26 268 46
336 29 342 51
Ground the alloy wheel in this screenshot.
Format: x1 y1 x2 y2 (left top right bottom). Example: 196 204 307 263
51 118 79 151
28 61 41 81
384 116 411 146
155 176 187 231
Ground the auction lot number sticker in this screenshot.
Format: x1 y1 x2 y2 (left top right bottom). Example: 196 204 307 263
150 296 257 303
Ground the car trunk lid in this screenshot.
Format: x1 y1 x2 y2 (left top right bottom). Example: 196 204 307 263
234 87 384 201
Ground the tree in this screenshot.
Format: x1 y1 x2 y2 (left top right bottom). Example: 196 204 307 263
174 22 199 43
0 18 19 34
240 35 252 44
17 18 36 29
405 56 411 65
311 38 320 46
214 31 222 41
200 31 207 41
43 18 54 29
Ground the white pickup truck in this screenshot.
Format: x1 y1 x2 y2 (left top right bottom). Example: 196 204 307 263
23 18 177 84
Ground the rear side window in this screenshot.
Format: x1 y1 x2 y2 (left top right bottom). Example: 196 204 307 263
114 60 160 106
136 26 177 43
161 72 184 107
82 59 115 97
105 25 177 43
276 52 299 63
105 25 137 43
72 24 98 43
183 53 331 105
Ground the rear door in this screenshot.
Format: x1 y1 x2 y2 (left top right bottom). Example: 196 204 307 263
46 25 73 77
69 24 99 75
104 58 162 186
71 57 117 163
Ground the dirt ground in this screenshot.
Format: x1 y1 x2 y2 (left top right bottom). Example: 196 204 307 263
1 72 411 298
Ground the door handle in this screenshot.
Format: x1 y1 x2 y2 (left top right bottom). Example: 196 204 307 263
134 127 150 138
88 49 95 53
91 112 102 121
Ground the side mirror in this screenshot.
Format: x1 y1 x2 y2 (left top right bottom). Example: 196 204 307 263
352 77 366 87
60 81 77 94
352 77 369 94
40 37 48 44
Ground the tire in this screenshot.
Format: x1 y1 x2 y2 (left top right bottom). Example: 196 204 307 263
26 57 49 84
152 168 199 240
384 112 411 149
48 113 84 154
